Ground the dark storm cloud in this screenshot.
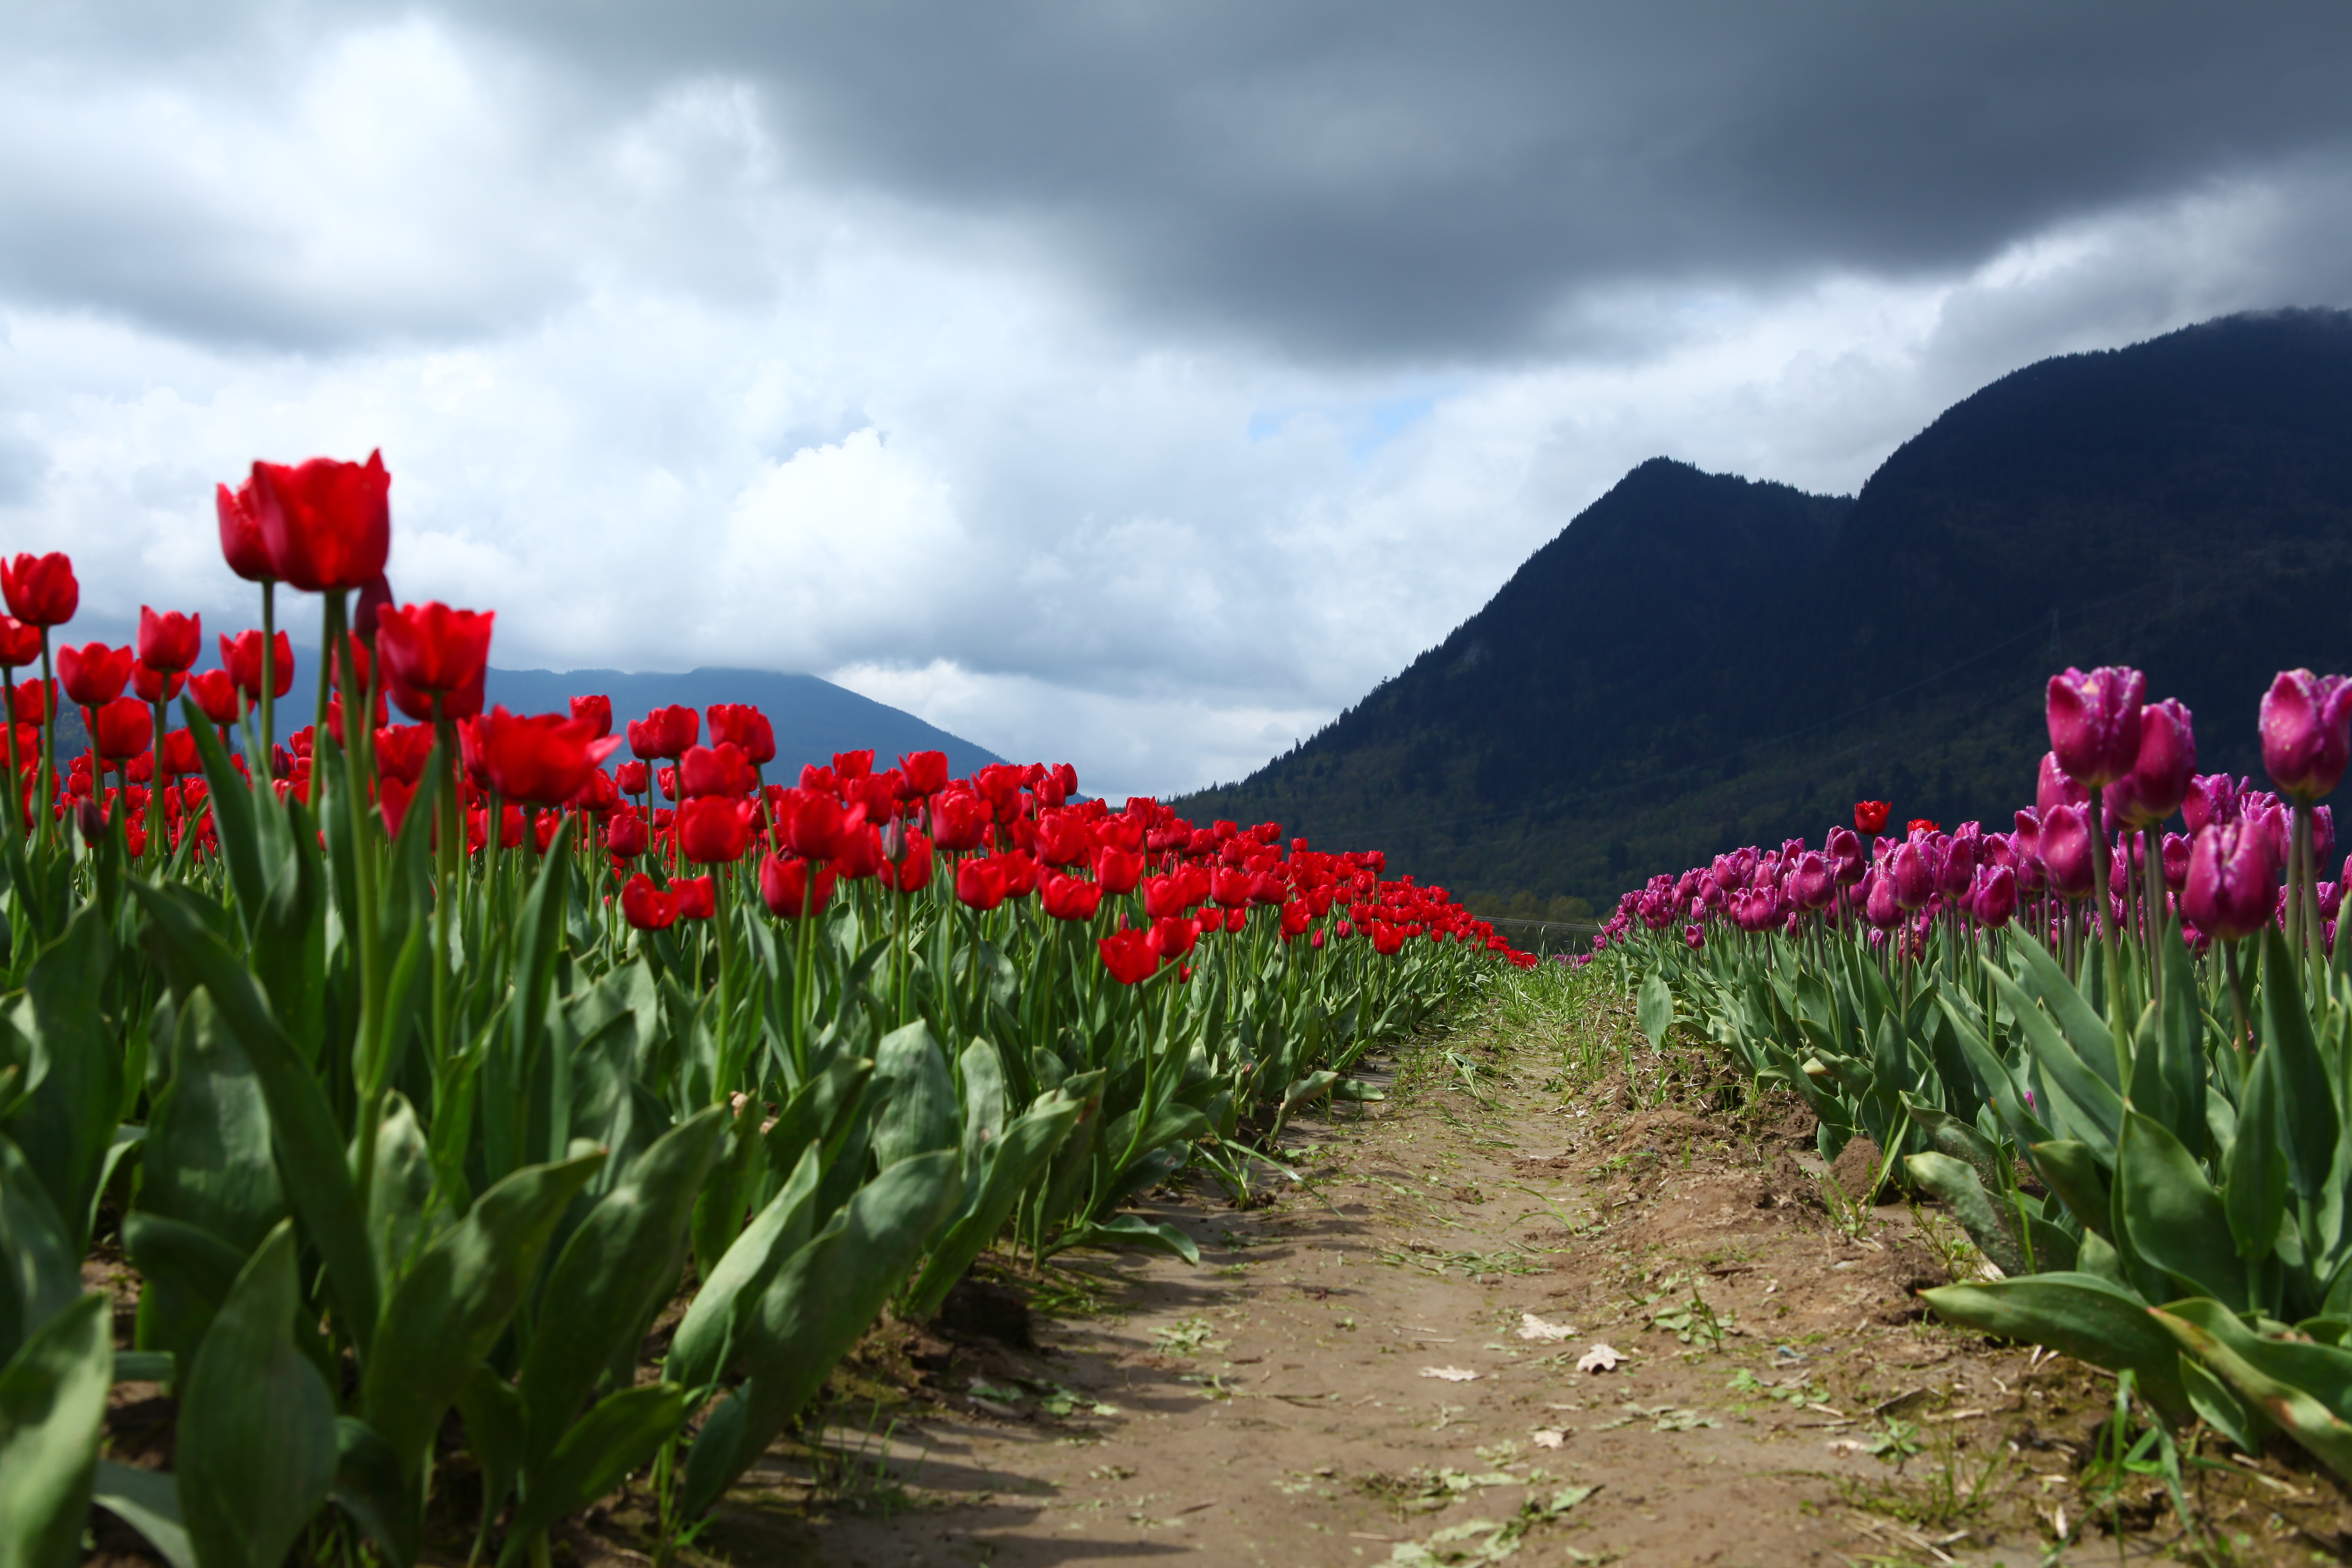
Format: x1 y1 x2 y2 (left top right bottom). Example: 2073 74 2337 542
8 2 2351 361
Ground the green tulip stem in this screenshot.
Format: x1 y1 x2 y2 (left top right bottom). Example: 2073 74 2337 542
2142 824 2167 1014
710 862 737 1102
328 591 389 1275
36 629 55 851
2084 788 2120 1008
2222 937 2253 1066
0 674 20 844
2294 799 2323 1001
258 580 276 762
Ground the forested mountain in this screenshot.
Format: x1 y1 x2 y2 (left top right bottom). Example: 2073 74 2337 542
1176 308 2352 908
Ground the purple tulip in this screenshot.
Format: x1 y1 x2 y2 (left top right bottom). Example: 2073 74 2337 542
2315 804 2336 870
2321 881 2344 923
2011 807 2041 861
1889 841 1934 910
2040 803 2096 899
1863 869 1903 928
2103 698 2196 829
1973 864 2018 927
2181 773 2243 835
1825 825 1864 884
2047 666 2146 788
1938 826 1979 900
2259 669 2352 802
2184 820 2281 941
1789 850 1835 910
1683 922 1705 951
2162 832 2191 892
2036 752 2089 820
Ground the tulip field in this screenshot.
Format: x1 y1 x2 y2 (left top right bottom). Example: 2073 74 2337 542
1601 662 2352 1491
0 453 1536 1568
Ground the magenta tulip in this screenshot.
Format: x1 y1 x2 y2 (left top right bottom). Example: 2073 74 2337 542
2163 832 2192 893
2036 752 2088 820
2184 820 2280 941
2104 698 2196 829
2047 666 2145 787
1973 864 2017 927
1825 825 1864 884
1889 842 1933 910
2259 670 2352 802
2040 803 2096 899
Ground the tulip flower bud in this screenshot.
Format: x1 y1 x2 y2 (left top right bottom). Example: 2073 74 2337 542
1973 864 2018 928
1889 842 1934 911
2047 666 2146 787
2260 669 2352 802
2039 803 2096 899
2184 820 2280 941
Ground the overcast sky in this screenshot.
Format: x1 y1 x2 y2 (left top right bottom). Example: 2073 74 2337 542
5 3 2349 797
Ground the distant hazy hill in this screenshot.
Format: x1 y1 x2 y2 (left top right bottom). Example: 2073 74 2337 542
1177 308 2352 907
482 666 1005 778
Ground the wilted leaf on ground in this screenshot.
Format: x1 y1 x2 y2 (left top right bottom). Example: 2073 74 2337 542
1418 1365 1480 1381
1529 1429 1565 1449
1516 1312 1576 1341
1575 1343 1623 1372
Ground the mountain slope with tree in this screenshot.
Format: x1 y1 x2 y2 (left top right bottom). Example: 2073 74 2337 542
1175 308 2352 908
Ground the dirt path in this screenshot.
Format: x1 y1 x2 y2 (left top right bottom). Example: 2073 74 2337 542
645 984 2352 1568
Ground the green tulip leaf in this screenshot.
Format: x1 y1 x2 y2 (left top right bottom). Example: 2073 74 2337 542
92 1459 196 1568
495 1383 689 1568
2152 1298 2352 1480
0 1292 111 1568
906 1093 1084 1320
1918 1273 2188 1423
2117 1110 2245 1308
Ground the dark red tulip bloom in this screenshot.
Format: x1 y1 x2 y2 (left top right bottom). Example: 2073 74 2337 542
2040 803 2097 899
799 763 836 794
131 660 186 705
621 873 678 931
995 849 1039 898
616 759 649 795
58 642 134 707
2259 669 2352 802
832 823 883 880
2184 820 2280 941
91 697 152 761
188 669 241 727
1210 867 1252 909
215 480 273 582
0 617 39 670
466 705 622 806
137 608 202 673
930 788 990 852
833 749 874 781
374 723 435 785
898 750 950 796
1093 845 1144 894
1145 915 1199 960
1140 873 1191 919
879 828 935 892
676 794 757 864
2047 665 2145 787
628 704 699 761
1852 800 1890 833
1042 872 1104 922
2 553 77 628
606 808 649 859
1097 928 1158 985
1904 818 1939 837
955 856 1009 910
248 450 391 593
774 785 846 859
760 853 838 919
1037 810 1093 867
708 704 776 766
1042 763 1078 809
376 603 494 720
680 742 758 799
221 631 295 700
378 776 418 838
569 694 612 740
672 876 717 921
157 729 200 777
571 766 619 815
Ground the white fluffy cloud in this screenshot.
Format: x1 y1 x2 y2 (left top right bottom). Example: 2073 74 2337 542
2 7 2348 797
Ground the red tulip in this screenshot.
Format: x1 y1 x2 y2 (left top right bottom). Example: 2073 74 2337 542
680 742 758 800
672 876 717 921
376 603 493 721
1093 845 1144 895
621 873 678 931
466 705 621 807
955 856 1009 910
221 631 295 701
628 704 699 761
616 759 649 796
157 729 200 777
606 808 649 859
2 553 77 628
760 854 837 920
134 607 202 674
799 763 836 794
1097 928 1159 985
832 823 884 880
1210 867 1252 909
1041 762 1078 808
2047 665 2145 787
772 785 844 859
248 451 391 593
215 479 273 582
57 642 133 707
879 828 934 892
898 750 950 796
0 617 39 670
708 704 776 766
1145 915 1199 960
676 795 757 864
1042 872 1104 922
832 749 874 781
2259 670 2352 802
374 724 435 785
187 669 242 727
995 849 1039 899
1037 810 1093 867
930 788 990 852
1852 800 1890 833
131 660 187 705
568 694 612 740
379 776 418 838
92 698 152 761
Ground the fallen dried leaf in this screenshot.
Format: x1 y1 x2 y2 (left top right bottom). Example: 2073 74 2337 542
1576 1342 1624 1373
1517 1311 1577 1342
1418 1365 1480 1382
1530 1428 1566 1449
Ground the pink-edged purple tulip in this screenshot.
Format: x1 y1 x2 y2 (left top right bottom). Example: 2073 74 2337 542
1863 870 1902 929
2184 820 2281 941
1788 850 1835 910
1825 825 1865 885
2047 666 2146 787
1889 841 1934 911
2011 808 2041 861
2259 669 2352 802
1683 922 1705 951
2103 698 2196 829
2040 803 2096 899
1973 864 2018 927
2036 752 2088 820
2181 773 2243 834
1937 826 1979 900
